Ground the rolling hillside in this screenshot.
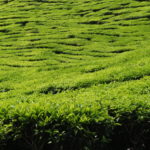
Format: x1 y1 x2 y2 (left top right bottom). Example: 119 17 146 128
0 0 150 150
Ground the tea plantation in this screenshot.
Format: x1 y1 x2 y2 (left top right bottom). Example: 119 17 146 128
0 0 150 149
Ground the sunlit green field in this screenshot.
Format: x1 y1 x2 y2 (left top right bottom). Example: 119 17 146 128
0 0 150 149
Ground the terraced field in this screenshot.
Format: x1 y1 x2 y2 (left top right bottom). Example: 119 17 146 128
0 0 150 150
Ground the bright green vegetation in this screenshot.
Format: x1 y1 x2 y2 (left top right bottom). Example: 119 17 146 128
0 0 150 149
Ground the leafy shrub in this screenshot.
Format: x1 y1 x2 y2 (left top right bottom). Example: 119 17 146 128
0 100 149 150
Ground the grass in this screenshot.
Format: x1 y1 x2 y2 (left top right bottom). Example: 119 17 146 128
0 0 150 149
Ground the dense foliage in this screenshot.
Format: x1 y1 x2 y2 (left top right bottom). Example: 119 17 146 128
0 0 150 149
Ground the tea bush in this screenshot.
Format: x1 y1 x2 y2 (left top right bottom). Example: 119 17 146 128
0 0 150 149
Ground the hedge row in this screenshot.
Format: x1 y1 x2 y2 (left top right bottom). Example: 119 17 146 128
0 99 150 150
